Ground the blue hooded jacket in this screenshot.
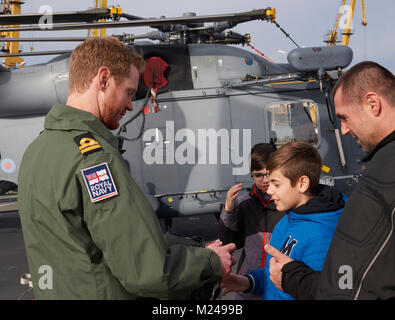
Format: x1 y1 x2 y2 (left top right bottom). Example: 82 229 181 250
248 185 347 300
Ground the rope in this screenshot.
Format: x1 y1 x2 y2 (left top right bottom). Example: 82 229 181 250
247 43 275 63
272 20 301 48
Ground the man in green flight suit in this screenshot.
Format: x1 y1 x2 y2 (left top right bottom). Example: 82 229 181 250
18 37 236 299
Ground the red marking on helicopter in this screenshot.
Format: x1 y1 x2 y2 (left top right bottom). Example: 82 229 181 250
142 56 168 90
143 105 150 115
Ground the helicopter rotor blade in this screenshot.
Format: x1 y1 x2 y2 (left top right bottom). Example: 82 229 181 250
0 8 275 33
0 8 111 25
0 50 72 57
0 31 166 43
120 13 145 21
0 37 90 42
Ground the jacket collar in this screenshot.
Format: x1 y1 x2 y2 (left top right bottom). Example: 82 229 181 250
44 104 121 150
361 130 395 162
250 184 274 207
292 184 346 215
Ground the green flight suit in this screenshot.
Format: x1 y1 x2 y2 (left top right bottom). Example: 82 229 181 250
18 104 221 299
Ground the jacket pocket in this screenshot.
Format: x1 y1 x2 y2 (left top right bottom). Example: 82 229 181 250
336 182 386 245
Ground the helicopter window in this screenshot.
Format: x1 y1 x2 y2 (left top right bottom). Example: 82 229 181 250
266 101 319 147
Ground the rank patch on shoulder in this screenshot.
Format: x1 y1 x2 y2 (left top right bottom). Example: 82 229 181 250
81 163 118 203
74 133 103 156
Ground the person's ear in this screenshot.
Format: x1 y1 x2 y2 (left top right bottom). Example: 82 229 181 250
364 92 382 117
298 175 310 193
97 66 111 91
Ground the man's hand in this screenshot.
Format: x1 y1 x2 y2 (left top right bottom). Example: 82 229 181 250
224 183 243 212
220 273 250 296
265 244 293 291
207 241 237 276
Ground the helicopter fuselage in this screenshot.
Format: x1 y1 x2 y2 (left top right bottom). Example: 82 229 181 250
0 43 365 218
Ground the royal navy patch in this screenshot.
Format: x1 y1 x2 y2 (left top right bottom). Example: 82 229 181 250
74 133 103 156
81 163 118 203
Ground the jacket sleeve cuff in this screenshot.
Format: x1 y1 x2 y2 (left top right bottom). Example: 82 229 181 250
211 254 223 281
281 260 319 300
281 260 307 273
243 274 255 293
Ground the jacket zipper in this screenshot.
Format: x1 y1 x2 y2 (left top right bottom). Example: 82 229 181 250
261 232 267 268
354 206 395 300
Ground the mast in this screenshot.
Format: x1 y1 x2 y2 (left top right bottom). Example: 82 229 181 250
1 0 24 69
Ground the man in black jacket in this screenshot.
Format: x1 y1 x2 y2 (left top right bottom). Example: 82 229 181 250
265 61 395 300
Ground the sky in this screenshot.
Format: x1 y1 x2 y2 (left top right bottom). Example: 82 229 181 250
8 0 395 73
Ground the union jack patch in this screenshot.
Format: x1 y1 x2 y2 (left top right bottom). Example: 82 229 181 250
81 162 118 203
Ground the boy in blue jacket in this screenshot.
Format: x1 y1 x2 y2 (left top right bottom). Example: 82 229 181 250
220 141 347 300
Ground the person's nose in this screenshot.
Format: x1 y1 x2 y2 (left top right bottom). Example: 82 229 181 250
267 183 274 196
126 99 133 111
340 120 350 136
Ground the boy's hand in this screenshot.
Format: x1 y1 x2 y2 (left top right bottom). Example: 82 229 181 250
224 183 243 212
207 241 237 277
220 273 250 296
265 244 293 291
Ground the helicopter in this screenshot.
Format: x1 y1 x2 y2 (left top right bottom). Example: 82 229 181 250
0 5 367 227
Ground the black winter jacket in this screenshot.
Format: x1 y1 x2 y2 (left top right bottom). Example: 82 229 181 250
282 131 395 300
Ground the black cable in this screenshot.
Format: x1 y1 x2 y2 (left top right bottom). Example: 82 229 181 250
116 83 151 142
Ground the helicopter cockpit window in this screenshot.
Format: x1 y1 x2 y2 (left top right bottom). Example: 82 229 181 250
266 101 320 147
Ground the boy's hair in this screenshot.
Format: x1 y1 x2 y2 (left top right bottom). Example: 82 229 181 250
266 141 322 194
250 143 277 172
68 37 146 94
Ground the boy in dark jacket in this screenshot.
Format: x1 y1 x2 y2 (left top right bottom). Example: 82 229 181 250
220 141 347 300
219 143 285 299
